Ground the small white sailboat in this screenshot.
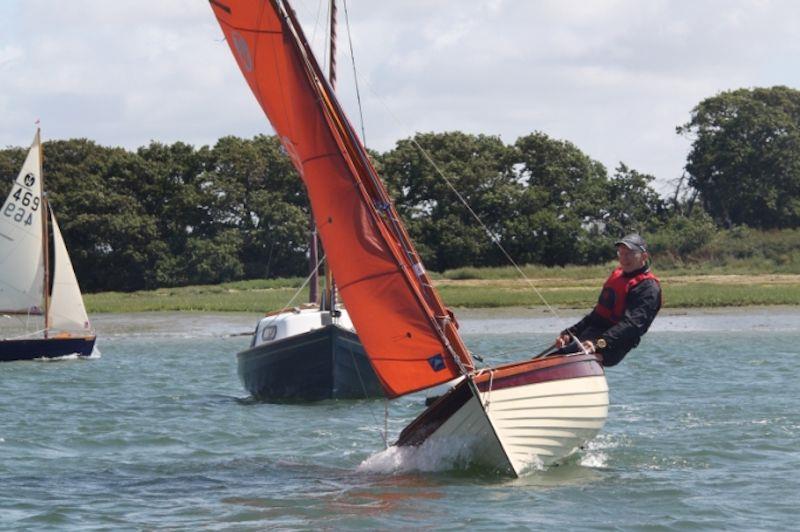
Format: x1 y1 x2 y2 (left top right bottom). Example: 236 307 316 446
211 0 608 475
0 129 96 361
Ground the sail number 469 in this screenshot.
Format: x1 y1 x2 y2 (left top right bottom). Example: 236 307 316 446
3 187 40 226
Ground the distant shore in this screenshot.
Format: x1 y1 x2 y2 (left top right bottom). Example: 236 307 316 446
83 273 800 314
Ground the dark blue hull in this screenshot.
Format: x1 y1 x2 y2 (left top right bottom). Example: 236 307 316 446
0 336 96 362
236 324 385 401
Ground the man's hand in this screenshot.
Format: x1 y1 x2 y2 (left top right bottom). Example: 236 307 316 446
555 333 571 348
581 340 595 353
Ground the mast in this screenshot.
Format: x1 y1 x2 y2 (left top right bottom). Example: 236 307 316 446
308 218 318 304
324 0 337 312
38 128 50 337
309 0 338 308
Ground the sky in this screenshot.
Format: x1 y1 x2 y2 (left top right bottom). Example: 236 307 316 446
2 0 800 196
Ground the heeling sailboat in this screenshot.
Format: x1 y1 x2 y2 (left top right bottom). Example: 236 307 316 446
210 0 608 474
234 0 385 401
0 129 96 362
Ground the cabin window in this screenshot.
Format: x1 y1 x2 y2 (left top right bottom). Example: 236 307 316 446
261 325 277 342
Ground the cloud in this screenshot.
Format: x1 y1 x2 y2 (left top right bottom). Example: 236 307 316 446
1 0 799 195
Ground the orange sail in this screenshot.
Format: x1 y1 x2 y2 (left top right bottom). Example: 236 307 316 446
210 0 474 397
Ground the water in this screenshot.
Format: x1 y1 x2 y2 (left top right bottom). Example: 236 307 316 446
2 309 799 529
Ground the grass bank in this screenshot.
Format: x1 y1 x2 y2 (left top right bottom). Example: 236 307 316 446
84 263 800 313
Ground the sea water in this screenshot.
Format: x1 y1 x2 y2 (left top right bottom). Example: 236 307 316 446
1 309 799 529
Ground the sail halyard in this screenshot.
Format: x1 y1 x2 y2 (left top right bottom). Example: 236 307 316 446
211 0 473 397
276 0 475 374
39 129 51 337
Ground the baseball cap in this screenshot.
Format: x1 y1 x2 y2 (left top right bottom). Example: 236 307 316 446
614 233 647 253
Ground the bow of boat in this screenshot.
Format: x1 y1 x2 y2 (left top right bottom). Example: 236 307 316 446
397 353 609 476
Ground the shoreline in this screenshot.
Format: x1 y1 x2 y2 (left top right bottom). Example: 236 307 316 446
78 304 800 319
69 306 800 338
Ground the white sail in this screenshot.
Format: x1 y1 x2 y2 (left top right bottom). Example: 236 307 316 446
47 210 91 334
0 131 45 315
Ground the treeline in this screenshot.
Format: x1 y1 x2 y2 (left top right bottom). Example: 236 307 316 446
1 86 798 292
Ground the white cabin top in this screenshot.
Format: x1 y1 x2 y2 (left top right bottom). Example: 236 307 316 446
251 307 354 348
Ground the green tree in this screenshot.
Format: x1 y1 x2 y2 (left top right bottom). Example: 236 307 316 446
511 132 610 265
42 139 167 291
603 163 667 236
200 135 309 280
678 86 800 228
0 146 26 198
379 131 518 270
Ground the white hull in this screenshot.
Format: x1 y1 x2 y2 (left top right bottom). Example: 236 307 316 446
397 354 608 476
481 375 608 472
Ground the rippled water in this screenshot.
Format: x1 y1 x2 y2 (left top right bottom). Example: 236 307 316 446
2 309 799 529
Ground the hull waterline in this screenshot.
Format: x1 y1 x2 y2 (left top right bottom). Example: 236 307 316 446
396 353 608 476
237 324 385 401
0 336 96 362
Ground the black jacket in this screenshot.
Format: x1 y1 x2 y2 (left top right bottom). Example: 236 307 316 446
566 265 661 366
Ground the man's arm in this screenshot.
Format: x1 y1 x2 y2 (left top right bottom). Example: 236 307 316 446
564 312 596 338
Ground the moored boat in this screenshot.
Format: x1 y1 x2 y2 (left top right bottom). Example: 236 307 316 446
237 306 384 400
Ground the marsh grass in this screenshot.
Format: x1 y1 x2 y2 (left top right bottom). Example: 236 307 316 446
86 280 309 313
83 266 800 313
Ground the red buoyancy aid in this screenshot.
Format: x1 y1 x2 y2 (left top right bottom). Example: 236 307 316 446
594 267 660 325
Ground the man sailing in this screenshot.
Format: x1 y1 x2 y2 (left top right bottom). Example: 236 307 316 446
553 233 661 366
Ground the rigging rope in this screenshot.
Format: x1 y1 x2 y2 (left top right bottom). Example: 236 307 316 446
342 0 368 145
258 252 327 328
329 35 592 354
295 1 588 363
348 346 389 448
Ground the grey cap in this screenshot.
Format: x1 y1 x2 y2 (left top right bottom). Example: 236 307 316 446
615 233 647 253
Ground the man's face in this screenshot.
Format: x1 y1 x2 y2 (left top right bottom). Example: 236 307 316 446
617 245 647 273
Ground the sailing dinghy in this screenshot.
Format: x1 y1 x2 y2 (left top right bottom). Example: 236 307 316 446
210 0 608 475
0 129 96 362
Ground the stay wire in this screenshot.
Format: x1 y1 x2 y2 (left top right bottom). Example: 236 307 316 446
339 46 593 356
348 347 389 448
342 0 368 145
258 252 326 328
337 63 567 327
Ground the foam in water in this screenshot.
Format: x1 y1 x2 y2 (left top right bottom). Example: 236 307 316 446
35 353 81 362
33 346 101 362
579 434 618 468
357 435 488 474
514 454 546 476
359 436 608 476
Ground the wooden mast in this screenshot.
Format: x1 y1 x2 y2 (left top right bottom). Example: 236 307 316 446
307 217 319 304
324 0 337 312
309 1 339 308
38 128 50 338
